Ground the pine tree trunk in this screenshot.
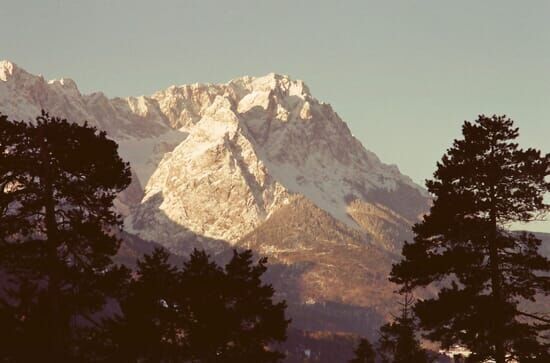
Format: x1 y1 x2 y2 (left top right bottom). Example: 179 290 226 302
487 134 506 363
41 131 65 362
488 203 505 363
45 185 65 361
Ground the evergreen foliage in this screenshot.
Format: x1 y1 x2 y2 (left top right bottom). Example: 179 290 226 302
0 111 131 362
181 249 290 362
107 247 182 362
110 248 290 362
349 337 376 363
377 294 430 363
390 115 550 362
0 111 289 362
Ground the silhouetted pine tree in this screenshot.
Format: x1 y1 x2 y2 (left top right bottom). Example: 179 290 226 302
349 338 376 363
453 353 465 363
108 247 183 362
0 111 131 362
178 249 228 362
390 115 550 363
180 249 290 363
222 249 289 362
377 294 430 363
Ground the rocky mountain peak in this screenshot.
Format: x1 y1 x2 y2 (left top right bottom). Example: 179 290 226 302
127 73 427 251
0 60 16 81
150 73 312 130
0 60 35 83
232 73 311 98
47 78 81 97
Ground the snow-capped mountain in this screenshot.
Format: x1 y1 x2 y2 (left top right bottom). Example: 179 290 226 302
0 60 427 247
0 60 430 337
129 72 428 252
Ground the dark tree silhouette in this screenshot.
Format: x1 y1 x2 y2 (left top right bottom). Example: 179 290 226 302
453 353 466 363
0 111 131 362
222 249 290 362
108 247 183 362
106 248 289 362
181 249 290 363
349 338 376 363
179 249 228 362
377 294 430 363
390 115 550 362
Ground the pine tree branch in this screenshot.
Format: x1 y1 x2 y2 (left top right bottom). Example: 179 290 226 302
80 313 105 330
517 310 550 324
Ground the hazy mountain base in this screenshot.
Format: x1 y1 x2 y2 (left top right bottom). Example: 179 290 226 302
116 194 422 361
115 213 549 363
520 232 550 324
239 196 402 325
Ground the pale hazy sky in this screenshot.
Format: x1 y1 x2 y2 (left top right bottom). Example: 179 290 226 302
1 1 549 231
